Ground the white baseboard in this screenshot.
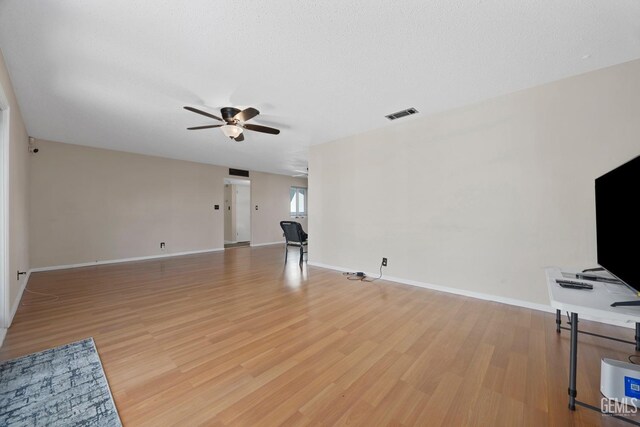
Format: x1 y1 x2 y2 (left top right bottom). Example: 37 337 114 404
30 248 225 273
6 269 30 330
1 270 30 347
307 261 634 329
250 241 284 248
10 270 29 322
0 270 31 347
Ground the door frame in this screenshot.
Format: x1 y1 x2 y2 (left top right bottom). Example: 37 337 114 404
223 177 252 246
0 81 10 329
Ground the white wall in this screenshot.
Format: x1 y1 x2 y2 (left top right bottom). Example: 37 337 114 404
30 139 308 268
235 185 251 242
0 49 30 330
251 171 308 245
29 140 226 267
224 184 234 242
309 59 640 306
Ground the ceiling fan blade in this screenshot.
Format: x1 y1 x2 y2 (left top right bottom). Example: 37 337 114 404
234 107 260 122
187 124 223 130
233 133 245 142
183 106 223 122
243 123 280 135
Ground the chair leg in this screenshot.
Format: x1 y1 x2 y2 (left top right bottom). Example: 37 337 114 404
299 245 303 265
284 244 288 263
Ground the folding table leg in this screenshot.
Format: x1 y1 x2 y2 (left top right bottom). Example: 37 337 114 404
568 312 578 410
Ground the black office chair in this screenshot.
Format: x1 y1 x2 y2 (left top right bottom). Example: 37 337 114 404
280 221 308 264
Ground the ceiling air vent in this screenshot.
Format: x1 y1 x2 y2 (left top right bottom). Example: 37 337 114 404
229 168 249 177
385 107 418 121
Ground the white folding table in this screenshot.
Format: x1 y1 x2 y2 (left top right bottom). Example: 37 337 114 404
546 267 640 424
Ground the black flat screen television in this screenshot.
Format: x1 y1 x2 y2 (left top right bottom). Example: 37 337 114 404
596 155 640 293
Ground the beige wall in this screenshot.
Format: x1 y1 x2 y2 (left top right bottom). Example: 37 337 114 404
251 171 308 245
309 59 640 306
29 140 307 268
0 50 30 328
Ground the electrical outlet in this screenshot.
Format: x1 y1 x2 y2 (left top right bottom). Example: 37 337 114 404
160 242 166 250
382 257 388 267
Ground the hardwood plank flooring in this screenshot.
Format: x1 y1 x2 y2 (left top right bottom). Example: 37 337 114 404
0 245 635 426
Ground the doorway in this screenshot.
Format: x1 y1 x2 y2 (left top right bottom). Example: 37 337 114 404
224 178 251 248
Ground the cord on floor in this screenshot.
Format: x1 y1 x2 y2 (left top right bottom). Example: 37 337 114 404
21 288 60 306
343 263 384 282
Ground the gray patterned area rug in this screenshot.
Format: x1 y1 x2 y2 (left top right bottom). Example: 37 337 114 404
0 338 121 426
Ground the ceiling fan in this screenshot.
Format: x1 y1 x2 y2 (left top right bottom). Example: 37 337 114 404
184 106 280 142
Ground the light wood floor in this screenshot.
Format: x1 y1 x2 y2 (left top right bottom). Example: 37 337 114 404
1 245 635 426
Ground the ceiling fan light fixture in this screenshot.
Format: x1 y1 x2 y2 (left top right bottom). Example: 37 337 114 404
221 124 243 139
185 106 280 140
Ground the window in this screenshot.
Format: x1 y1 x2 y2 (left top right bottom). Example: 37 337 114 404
290 187 307 217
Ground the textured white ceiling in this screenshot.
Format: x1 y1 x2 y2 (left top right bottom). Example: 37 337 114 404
1 1 639 175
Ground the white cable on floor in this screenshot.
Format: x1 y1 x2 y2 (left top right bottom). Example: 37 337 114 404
21 288 60 306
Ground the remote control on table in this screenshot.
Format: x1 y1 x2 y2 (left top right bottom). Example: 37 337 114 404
555 279 593 290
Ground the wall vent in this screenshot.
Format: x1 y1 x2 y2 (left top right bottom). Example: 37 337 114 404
229 168 249 177
385 107 418 121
